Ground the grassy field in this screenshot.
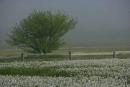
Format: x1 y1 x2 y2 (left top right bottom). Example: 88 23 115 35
0 47 130 87
0 47 130 56
0 59 130 87
0 49 22 57
0 47 130 62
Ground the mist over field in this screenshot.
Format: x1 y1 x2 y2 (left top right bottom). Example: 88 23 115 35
0 1 130 86
0 0 130 48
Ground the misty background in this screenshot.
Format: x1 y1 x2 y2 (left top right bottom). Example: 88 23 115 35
0 0 130 48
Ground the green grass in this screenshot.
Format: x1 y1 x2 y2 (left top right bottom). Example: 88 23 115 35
0 67 76 77
0 66 119 77
0 49 22 57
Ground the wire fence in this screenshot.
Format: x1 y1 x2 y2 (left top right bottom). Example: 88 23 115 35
0 51 130 62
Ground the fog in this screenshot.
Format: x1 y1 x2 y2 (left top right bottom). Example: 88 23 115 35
0 0 130 48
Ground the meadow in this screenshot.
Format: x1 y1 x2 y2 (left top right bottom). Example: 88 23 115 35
0 47 130 87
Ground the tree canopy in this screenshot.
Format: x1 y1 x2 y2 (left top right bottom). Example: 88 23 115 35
8 10 76 53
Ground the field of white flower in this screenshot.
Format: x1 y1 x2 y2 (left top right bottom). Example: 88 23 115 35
0 75 129 87
0 58 130 87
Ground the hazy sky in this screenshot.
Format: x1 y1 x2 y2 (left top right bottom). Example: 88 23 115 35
0 0 130 47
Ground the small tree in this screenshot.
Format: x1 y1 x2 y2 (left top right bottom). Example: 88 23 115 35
8 10 76 54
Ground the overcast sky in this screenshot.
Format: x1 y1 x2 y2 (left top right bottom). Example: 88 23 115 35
0 0 130 47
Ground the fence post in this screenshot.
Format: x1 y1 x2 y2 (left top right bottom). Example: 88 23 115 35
21 53 24 61
68 51 71 60
113 51 116 58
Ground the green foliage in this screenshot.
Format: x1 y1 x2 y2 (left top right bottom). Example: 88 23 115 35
8 10 76 53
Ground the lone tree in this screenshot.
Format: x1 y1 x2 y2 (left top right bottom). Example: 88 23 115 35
8 10 76 53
